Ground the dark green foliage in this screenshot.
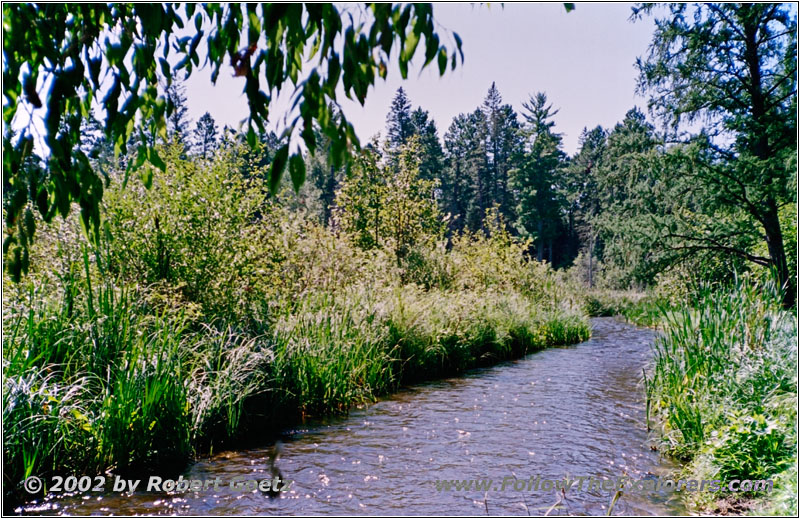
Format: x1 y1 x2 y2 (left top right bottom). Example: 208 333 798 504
437 84 523 235
634 3 797 306
442 110 487 232
384 88 445 182
409 107 445 182
560 126 606 274
512 92 565 262
385 87 415 152
482 82 523 224
3 3 465 280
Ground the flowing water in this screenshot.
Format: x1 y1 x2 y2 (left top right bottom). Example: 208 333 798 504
20 318 686 515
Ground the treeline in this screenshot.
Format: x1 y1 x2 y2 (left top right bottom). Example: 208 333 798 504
71 71 795 303
295 84 795 297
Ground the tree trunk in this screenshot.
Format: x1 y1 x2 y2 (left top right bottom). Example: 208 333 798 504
763 198 794 307
742 14 794 308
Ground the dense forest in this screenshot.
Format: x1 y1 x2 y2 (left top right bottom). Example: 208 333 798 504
2 3 797 516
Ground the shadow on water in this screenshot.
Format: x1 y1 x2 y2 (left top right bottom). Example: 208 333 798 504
19 318 686 516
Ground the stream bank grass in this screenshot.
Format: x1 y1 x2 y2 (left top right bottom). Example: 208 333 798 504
4 187 589 506
3 281 589 502
645 276 797 514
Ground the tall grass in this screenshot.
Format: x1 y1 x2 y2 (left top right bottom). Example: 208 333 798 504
3 145 592 504
3 250 590 505
4 281 589 502
644 276 797 512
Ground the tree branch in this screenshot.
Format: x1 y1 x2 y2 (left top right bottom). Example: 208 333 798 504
665 233 771 267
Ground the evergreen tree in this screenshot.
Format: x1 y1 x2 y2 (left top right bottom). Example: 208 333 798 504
193 112 218 159
442 109 490 232
592 107 663 286
409 107 445 182
512 92 565 262
166 81 191 151
385 87 415 153
561 126 607 275
481 83 523 224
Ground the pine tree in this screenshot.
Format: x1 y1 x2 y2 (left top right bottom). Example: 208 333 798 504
562 126 607 280
409 107 444 182
193 112 218 159
166 81 191 145
385 87 414 153
512 92 565 262
442 110 489 232
481 83 522 224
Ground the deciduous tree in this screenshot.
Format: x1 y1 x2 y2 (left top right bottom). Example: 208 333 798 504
635 2 797 305
2 3 465 280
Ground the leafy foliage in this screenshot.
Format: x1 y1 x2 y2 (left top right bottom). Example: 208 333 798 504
634 2 797 305
336 136 442 262
3 3 465 280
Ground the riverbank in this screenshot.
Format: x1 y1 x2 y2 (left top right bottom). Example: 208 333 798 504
585 280 798 516
3 282 589 506
2 163 591 505
13 318 680 516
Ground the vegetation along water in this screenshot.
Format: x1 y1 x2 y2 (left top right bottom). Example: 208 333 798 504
2 2 797 516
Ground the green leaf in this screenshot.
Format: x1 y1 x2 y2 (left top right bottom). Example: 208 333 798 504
148 148 166 172
141 163 154 189
159 58 171 81
453 32 464 62
289 152 306 192
401 31 419 63
437 48 447 75
269 144 290 195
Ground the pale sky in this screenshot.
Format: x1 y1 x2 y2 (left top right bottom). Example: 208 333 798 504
183 3 656 155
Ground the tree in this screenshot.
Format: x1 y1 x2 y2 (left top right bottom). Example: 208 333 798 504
409 107 445 182
307 105 344 227
334 141 385 251
442 110 489 232
384 88 444 183
511 92 565 262
166 81 191 144
561 125 607 277
592 108 664 287
482 83 523 223
441 113 477 232
336 136 441 262
635 3 797 306
2 3 466 281
385 87 415 154
193 112 219 159
382 137 442 263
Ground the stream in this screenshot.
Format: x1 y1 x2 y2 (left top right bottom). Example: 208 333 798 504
20 317 685 515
